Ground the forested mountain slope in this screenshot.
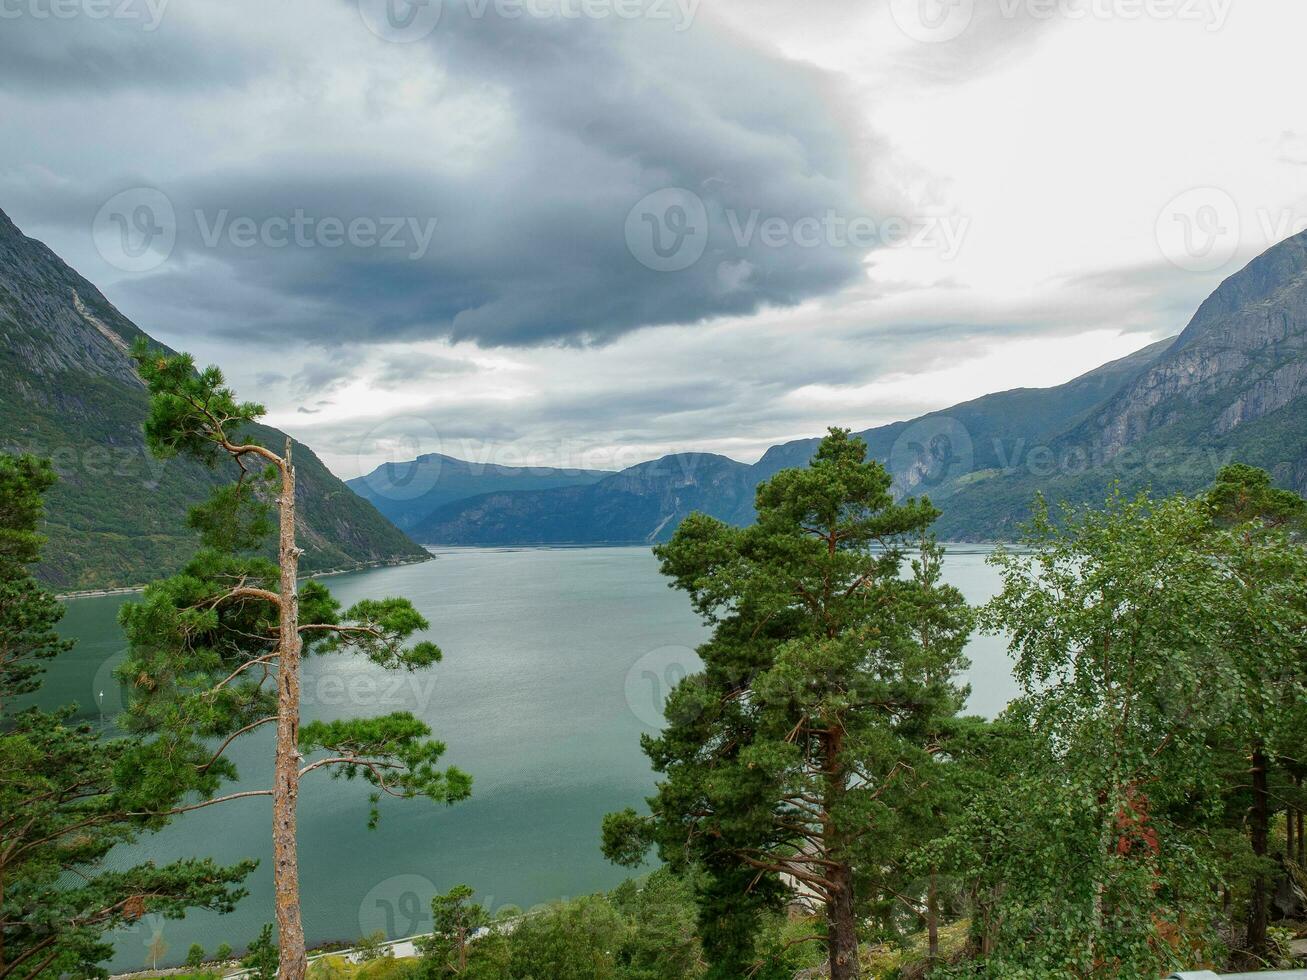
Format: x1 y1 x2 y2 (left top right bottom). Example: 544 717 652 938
0 208 427 590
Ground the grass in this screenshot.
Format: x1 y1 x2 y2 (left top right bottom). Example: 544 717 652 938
862 919 972 978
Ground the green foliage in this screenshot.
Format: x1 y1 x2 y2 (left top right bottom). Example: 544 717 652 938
414 873 711 980
607 870 704 980
0 455 70 701
0 452 252 980
214 942 233 961
301 713 471 828
0 453 57 570
507 895 627 980
947 473 1307 974
415 884 497 977
605 428 972 978
131 339 267 466
1 287 423 591
186 474 276 553
116 346 469 975
1207 462 1307 530
242 924 279 980
116 351 471 827
355 930 394 962
185 943 206 969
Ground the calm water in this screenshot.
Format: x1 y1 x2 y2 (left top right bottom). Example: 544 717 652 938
38 545 1014 972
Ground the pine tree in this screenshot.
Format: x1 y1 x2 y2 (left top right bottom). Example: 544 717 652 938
119 344 471 979
0 453 253 979
603 429 971 980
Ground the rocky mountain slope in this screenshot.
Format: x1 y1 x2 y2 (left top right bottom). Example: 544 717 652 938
408 229 1307 545
930 229 1307 537
0 208 428 590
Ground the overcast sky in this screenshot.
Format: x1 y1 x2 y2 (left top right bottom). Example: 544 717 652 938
3 0 1305 478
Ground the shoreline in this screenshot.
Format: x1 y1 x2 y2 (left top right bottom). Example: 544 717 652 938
54 553 434 601
53 540 1010 601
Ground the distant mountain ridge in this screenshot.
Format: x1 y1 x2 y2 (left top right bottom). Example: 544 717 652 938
398 229 1307 545
414 453 759 545
0 208 428 590
348 454 615 531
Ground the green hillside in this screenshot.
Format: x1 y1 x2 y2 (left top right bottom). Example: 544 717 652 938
0 208 428 591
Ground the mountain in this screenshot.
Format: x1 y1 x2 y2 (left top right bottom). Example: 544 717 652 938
348 454 614 531
753 336 1176 485
413 453 758 545
0 208 428 591
410 343 1168 546
928 229 1307 537
407 229 1307 545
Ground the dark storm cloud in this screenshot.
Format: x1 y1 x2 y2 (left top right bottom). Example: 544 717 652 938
0 12 262 92
292 356 356 398
9 0 878 348
374 353 474 388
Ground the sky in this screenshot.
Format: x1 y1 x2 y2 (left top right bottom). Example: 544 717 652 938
3 0 1305 479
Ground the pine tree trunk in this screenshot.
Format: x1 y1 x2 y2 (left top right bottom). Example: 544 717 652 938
1290 799 1297 868
1295 775 1304 867
927 868 939 969
1246 744 1270 962
1291 804 1301 867
273 442 307 980
827 862 861 980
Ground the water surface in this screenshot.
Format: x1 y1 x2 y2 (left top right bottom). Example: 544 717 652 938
38 545 1013 971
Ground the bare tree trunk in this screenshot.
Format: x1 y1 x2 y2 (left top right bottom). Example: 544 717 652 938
927 868 939 970
1291 799 1301 867
1294 774 1304 867
1290 798 1297 868
273 441 307 980
827 862 861 980
1246 745 1270 964
822 723 860 980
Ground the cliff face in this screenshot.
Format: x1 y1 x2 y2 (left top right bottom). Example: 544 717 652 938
0 208 428 590
1068 230 1307 470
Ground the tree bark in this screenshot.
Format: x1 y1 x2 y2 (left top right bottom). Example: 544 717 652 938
1295 774 1304 867
927 868 939 969
1246 744 1270 963
827 861 861 980
822 722 860 980
1290 798 1297 868
273 441 307 980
